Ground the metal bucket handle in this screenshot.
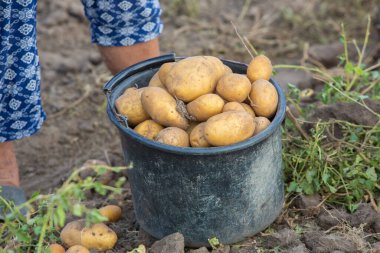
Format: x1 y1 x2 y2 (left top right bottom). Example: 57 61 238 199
103 53 177 125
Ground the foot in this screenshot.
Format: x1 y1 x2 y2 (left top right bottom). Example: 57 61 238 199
0 142 20 187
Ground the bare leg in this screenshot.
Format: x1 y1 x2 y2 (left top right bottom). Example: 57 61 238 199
97 38 160 75
0 142 20 187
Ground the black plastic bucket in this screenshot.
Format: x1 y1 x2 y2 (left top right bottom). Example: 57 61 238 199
104 54 286 247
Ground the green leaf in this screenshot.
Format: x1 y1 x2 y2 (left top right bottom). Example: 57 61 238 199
72 203 83 217
365 167 377 181
208 237 220 249
56 205 66 227
286 181 298 192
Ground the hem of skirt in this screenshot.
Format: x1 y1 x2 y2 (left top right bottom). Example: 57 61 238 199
0 115 46 143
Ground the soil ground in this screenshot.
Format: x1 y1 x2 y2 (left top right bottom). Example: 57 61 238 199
13 0 380 252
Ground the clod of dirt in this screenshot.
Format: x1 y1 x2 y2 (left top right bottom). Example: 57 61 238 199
78 160 113 185
188 247 209 253
348 203 379 228
260 228 298 248
373 215 380 233
43 10 70 26
211 245 230 253
275 69 314 91
148 232 185 253
303 231 359 253
40 51 88 74
138 228 157 248
372 242 380 253
67 2 86 21
317 208 351 229
282 243 308 253
294 194 322 216
308 42 346 68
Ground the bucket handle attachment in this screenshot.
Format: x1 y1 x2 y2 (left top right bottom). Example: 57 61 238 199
103 53 176 126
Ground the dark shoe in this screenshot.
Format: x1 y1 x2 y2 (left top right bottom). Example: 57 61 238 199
0 186 27 220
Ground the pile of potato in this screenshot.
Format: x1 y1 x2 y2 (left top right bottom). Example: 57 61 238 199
115 55 278 147
49 205 122 252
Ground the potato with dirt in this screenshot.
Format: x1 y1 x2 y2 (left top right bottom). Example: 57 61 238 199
216 73 251 102
253 117 271 135
186 94 225 121
204 111 255 146
115 87 150 126
81 223 118 251
247 55 272 82
60 219 85 247
141 87 189 130
222 102 246 113
48 243 65 253
165 56 226 102
158 62 175 84
249 79 278 118
190 122 210 147
134 120 164 140
148 72 165 89
66 245 90 253
99 205 122 222
155 127 190 147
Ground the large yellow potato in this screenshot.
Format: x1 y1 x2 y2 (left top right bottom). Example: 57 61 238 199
190 122 210 147
247 55 272 82
186 94 225 121
222 102 245 113
249 79 278 118
155 127 190 147
48 243 65 253
204 111 255 146
66 245 90 253
158 62 175 84
134 120 164 140
216 73 251 102
81 223 117 251
148 72 165 89
253 117 271 135
60 220 85 247
240 103 256 117
99 205 122 222
115 87 150 126
165 56 225 102
141 87 189 130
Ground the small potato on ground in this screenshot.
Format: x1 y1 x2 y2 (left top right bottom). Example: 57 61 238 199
222 102 245 113
134 120 164 140
60 219 85 247
148 72 165 89
190 122 210 148
158 62 175 84
99 205 122 222
81 223 118 251
253 117 271 135
155 127 190 147
186 94 225 121
249 79 278 118
66 245 90 253
115 87 150 126
204 111 255 146
141 87 189 130
247 55 272 82
48 243 65 253
216 73 251 102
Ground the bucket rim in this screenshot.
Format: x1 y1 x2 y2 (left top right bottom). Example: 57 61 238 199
105 55 286 155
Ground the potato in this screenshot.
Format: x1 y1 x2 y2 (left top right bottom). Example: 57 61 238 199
247 55 272 82
204 111 255 146
190 122 210 148
249 79 278 118
186 94 225 121
186 121 199 135
240 103 256 117
66 245 90 253
253 117 271 135
155 127 190 147
141 87 189 130
148 72 165 89
99 205 122 222
48 243 65 253
216 73 251 102
115 87 150 126
60 219 85 247
222 102 245 113
158 62 175 84
81 223 118 251
134 120 164 140
165 56 225 102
